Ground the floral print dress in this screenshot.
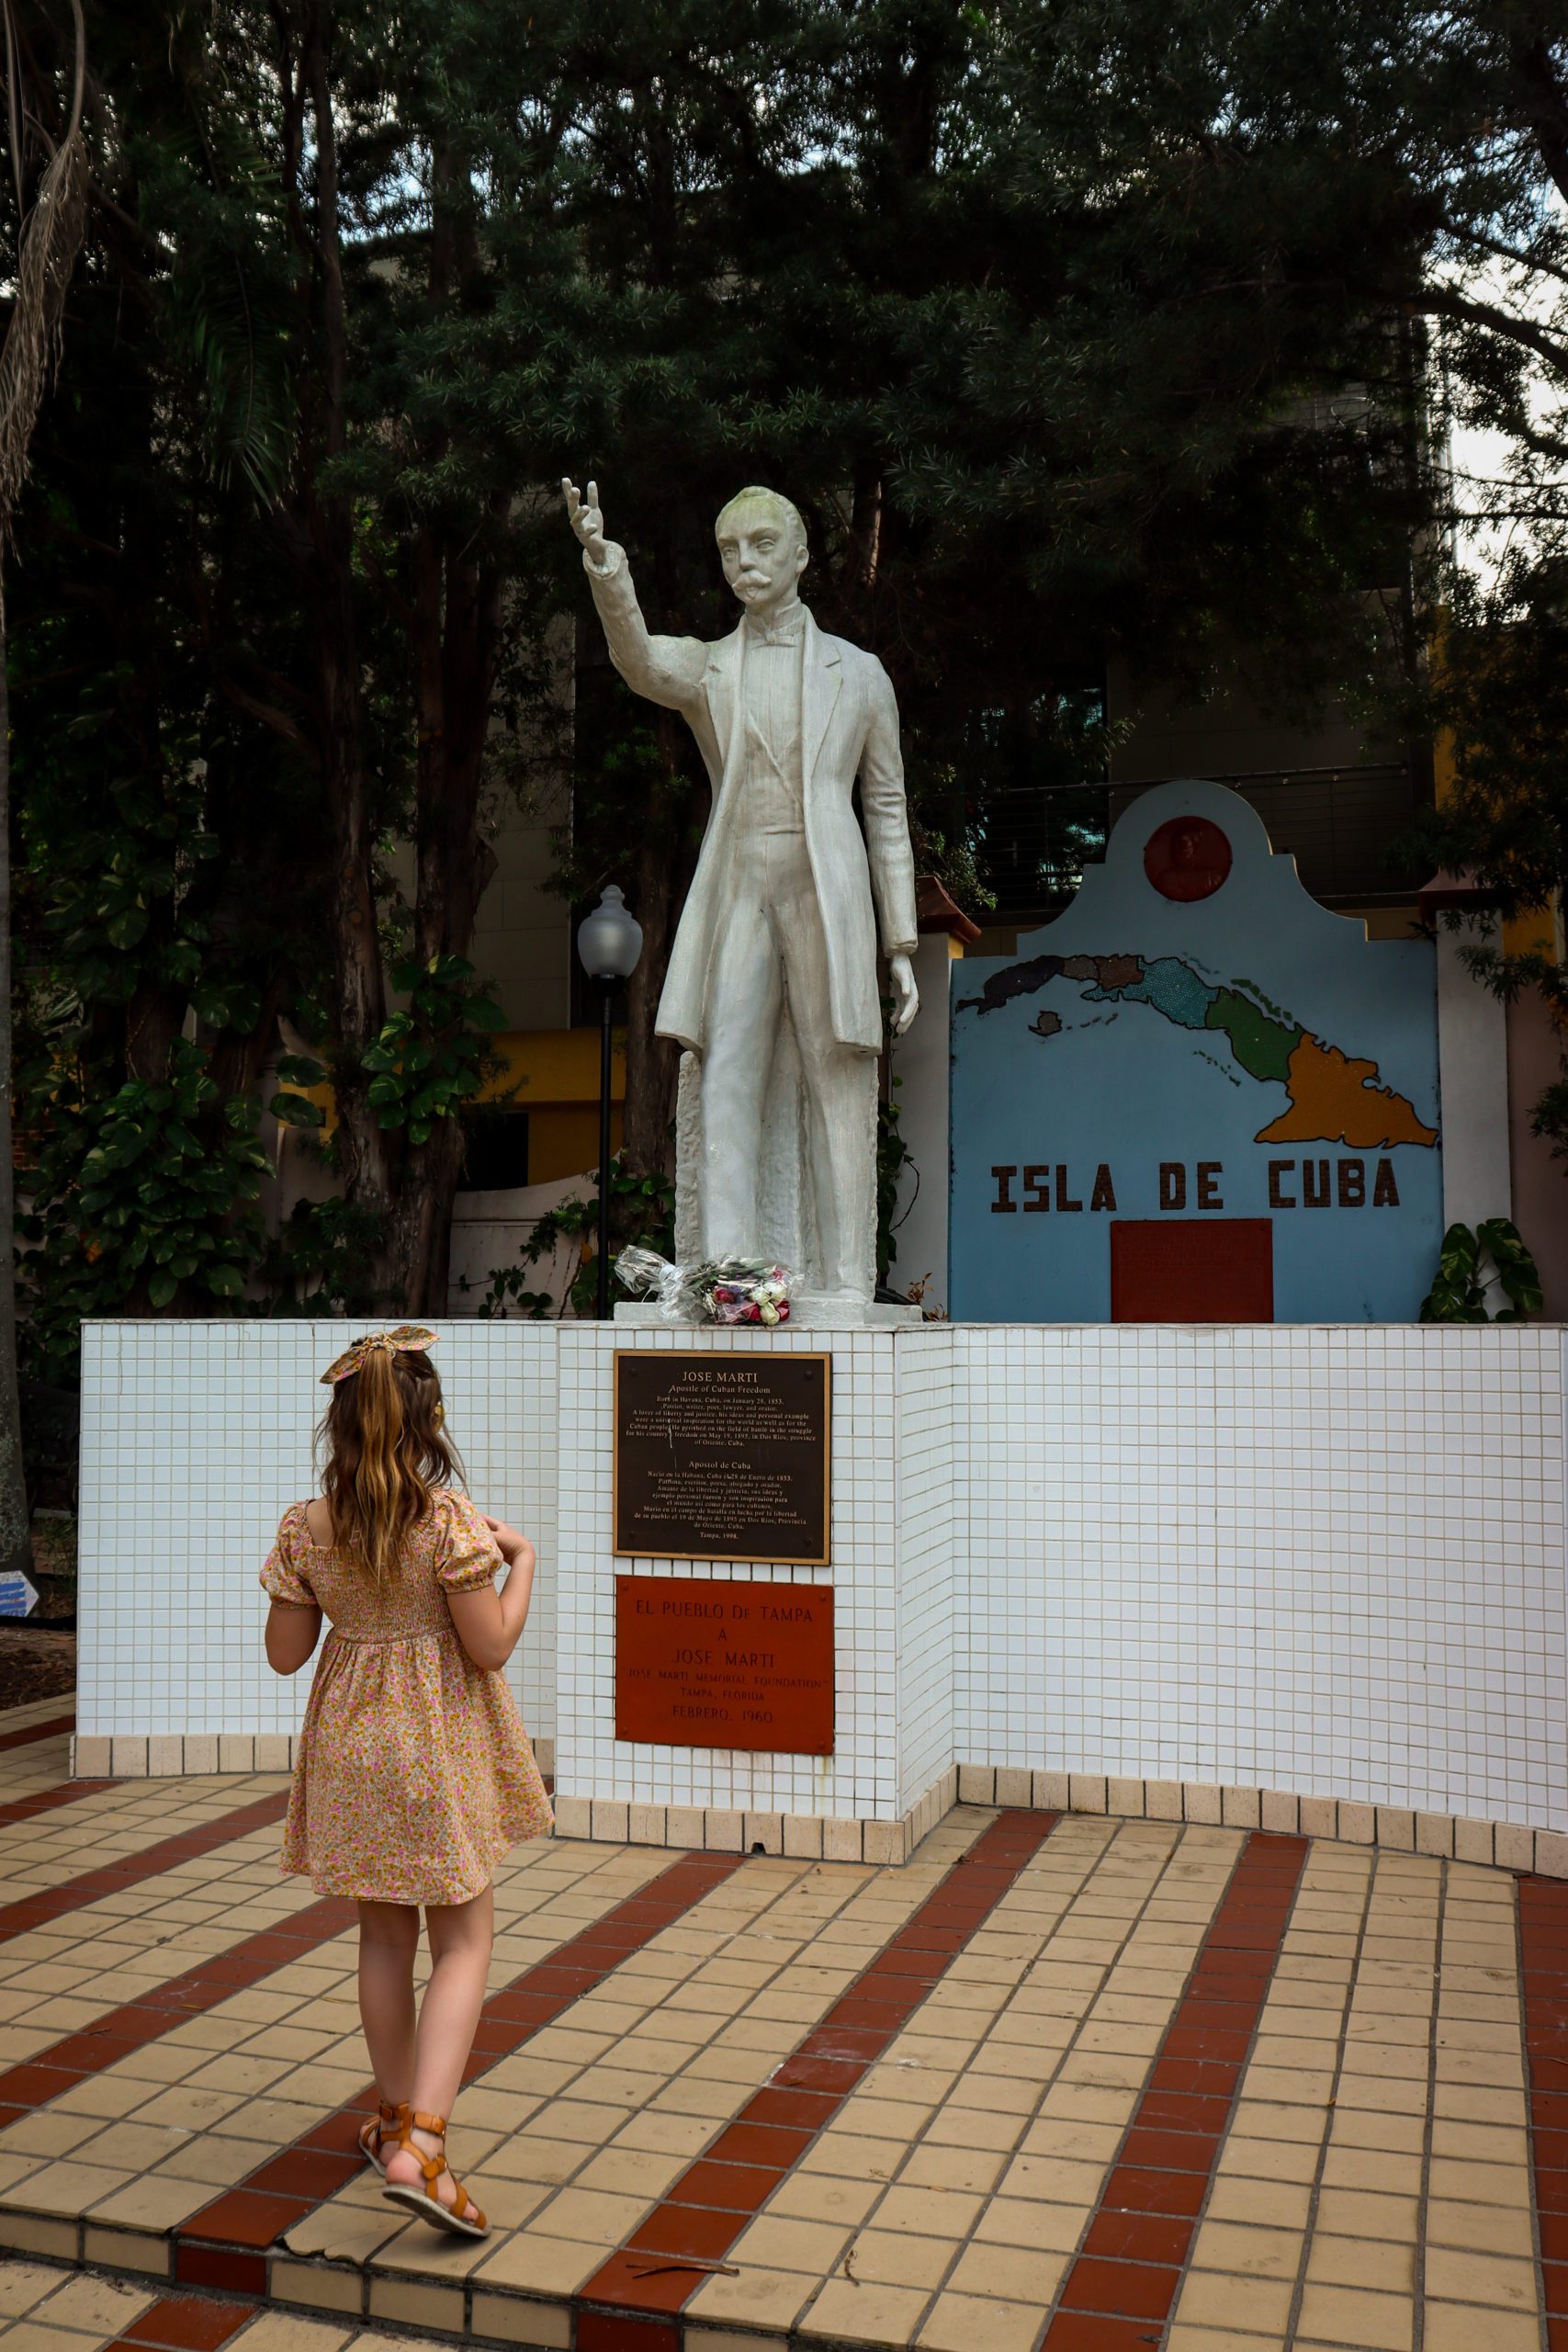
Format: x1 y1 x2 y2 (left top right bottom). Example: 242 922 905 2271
261 1488 553 1904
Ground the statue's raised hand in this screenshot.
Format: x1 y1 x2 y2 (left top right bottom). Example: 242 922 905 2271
562 477 609 568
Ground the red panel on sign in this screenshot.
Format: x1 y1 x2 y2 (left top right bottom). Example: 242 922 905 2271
615 1576 834 1754
1110 1218 1274 1322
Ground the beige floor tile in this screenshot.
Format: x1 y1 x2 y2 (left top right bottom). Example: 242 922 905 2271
467 2230 609 2297
1188 2221 1303 2280
1313 2188 1419 2241
1425 2156 1533 2208
839 2230 958 2289
684 2266 818 2328
29 2274 154 2335
1304 2234 1415 2293
896 2145 1004 2196
1216 2133 1322 2186
514 2186 648 2244
730 2214 854 2274
1319 2144 1425 2196
1422 2304 1542 2352
1173 2274 1295 2335
0 2267 63 2322
1423 2245 1540 2309
798 2278 929 2346
917 2292 1045 2352
1423 2198 1536 2258
567 2149 686 2199
769 2172 884 2227
7 2159 129 2215
800 2132 901 2180
1295 2285 1414 2350
921 2106 1026 2154
1204 2177 1311 2230
867 2185 985 2238
943 2241 1067 2303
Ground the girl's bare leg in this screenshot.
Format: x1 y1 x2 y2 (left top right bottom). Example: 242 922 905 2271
356 1900 420 2104
383 1885 494 2209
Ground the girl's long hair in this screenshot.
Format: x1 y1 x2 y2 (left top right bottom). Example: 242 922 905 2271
316 1348 463 1575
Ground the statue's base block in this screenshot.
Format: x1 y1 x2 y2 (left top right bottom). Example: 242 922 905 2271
558 1318 953 1862
614 1294 923 1329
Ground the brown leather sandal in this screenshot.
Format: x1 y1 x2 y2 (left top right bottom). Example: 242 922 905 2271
381 2109 489 2238
357 2099 410 2176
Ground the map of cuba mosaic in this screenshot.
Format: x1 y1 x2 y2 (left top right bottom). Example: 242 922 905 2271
947 781 1442 1323
957 950 1438 1151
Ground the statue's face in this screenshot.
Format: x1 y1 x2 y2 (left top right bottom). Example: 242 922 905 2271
716 501 807 609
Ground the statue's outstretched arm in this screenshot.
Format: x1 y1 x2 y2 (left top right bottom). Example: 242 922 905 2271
564 475 706 712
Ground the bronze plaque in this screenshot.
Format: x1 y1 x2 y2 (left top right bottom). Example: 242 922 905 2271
613 1350 830 1566
616 1574 834 1753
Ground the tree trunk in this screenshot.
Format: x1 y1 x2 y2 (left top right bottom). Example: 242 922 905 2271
302 4 390 1242
391 139 509 1313
0 638 33 1577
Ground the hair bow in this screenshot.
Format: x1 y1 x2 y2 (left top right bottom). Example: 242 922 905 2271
320 1325 438 1385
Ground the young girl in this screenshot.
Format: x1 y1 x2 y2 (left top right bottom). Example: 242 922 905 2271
261 1325 552 2238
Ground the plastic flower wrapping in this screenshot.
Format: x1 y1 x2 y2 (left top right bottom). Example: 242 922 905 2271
615 1247 793 1327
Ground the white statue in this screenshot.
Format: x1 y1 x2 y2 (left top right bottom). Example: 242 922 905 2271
563 477 919 1303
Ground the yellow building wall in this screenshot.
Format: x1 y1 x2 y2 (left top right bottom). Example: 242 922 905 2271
272 1028 626 1188
478 1029 626 1183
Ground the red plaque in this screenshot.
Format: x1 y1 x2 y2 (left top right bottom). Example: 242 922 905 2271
615 1574 834 1753
1144 815 1233 901
1111 1217 1274 1321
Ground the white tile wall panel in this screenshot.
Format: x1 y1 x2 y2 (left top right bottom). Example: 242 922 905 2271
78 1319 557 1748
953 1324 1568 1832
78 1318 1568 1840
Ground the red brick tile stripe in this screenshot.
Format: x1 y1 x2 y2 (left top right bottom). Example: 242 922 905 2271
0 1892 356 2132
1519 1873 1568 2351
573 1807 1063 2346
0 1711 74 1753
110 2291 258 2352
0 1788 290 1946
0 1777 116 1835
173 1849 746 2297
1037 1826 1309 2352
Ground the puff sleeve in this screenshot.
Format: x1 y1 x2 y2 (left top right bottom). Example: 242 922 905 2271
437 1492 504 1595
261 1507 318 1607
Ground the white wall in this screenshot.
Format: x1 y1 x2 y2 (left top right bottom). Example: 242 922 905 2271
888 938 954 1313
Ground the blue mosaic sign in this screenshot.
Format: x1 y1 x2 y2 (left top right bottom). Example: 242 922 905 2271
949 780 1441 1322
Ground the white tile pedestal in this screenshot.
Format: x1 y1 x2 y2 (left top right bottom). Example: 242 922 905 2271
549 1320 957 1864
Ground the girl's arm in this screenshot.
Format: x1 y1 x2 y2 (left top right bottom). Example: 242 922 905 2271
265 1600 322 1675
445 1516 536 1672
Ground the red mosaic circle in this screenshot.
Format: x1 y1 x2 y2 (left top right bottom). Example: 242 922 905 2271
1144 814 1233 901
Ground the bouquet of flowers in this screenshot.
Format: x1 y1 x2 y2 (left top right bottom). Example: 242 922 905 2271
691 1259 792 1327
615 1247 793 1327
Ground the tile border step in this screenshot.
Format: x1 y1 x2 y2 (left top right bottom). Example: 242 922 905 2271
65 1741 1564 1877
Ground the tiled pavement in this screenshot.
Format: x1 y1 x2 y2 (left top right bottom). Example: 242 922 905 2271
0 1706 1562 2351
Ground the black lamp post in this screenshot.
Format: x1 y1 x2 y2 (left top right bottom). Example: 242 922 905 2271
576 886 643 1317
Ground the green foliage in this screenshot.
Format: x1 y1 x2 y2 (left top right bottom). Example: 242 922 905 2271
264 1198 389 1315
1419 1219 1544 1325
1405 554 1568 1172
462 1264 557 1320
360 957 508 1147
501 1158 678 1320
18 1040 269 1378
